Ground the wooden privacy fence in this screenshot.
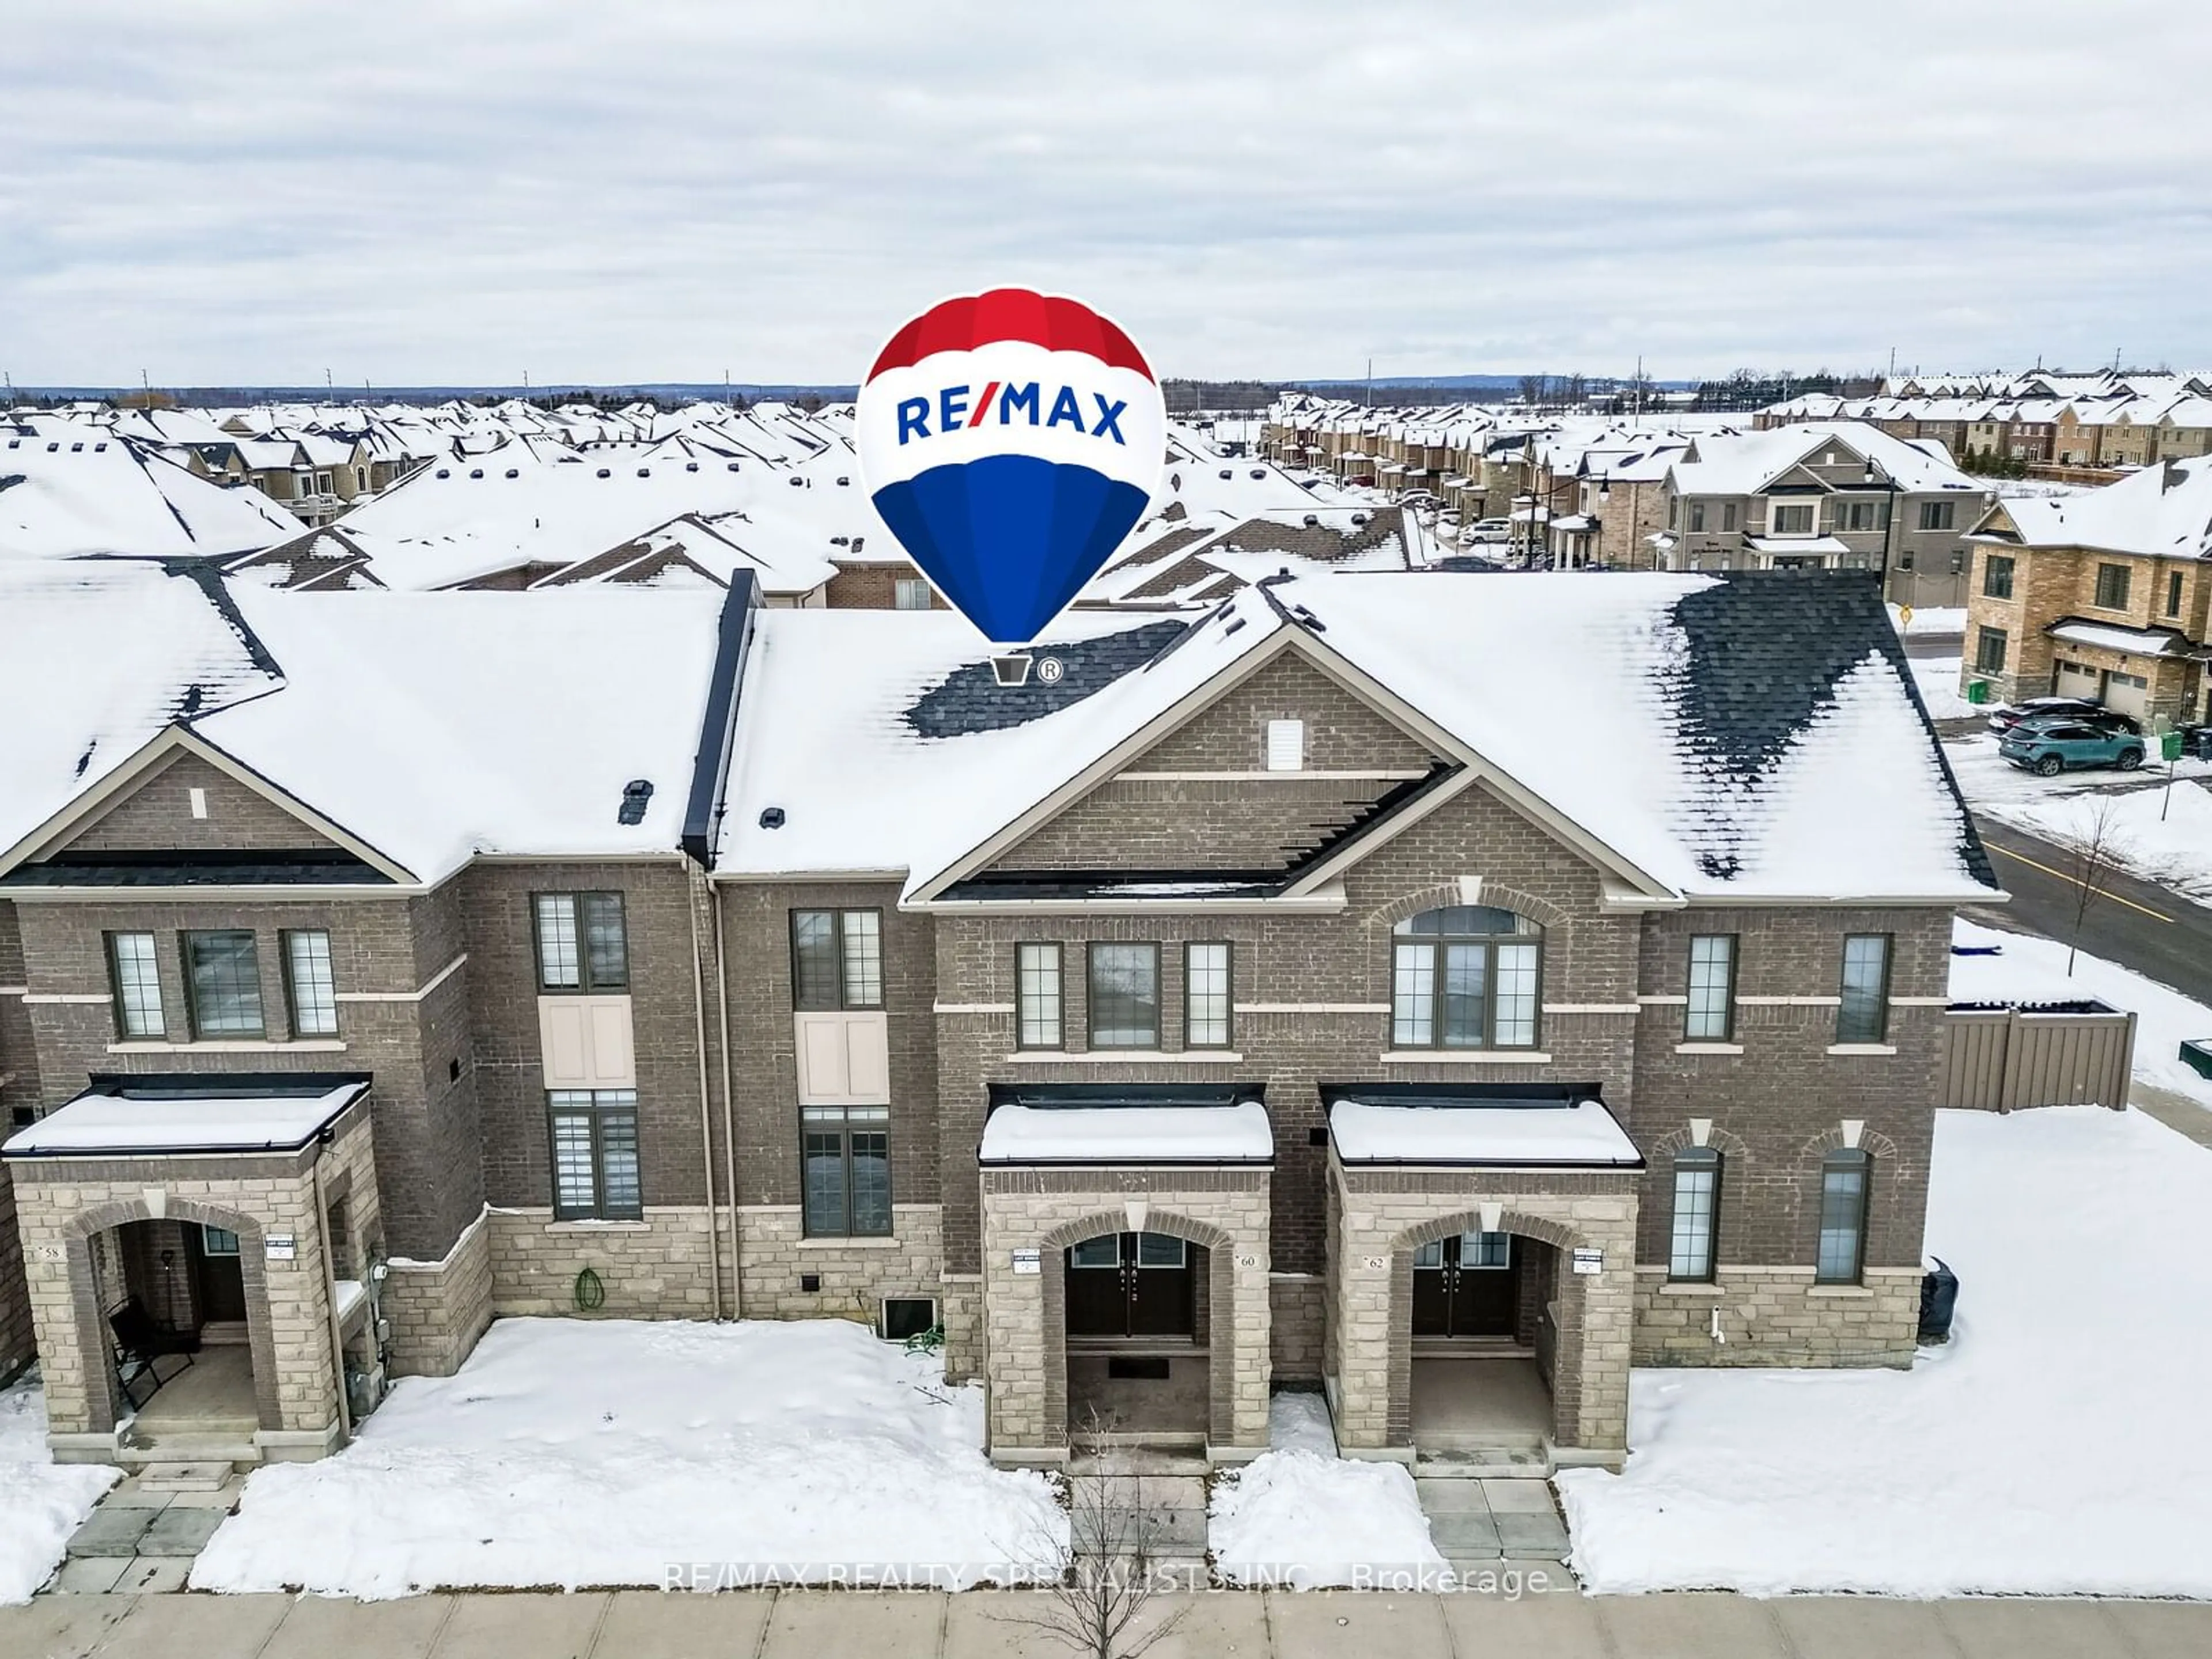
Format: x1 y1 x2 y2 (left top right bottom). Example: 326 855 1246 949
1942 1001 2137 1111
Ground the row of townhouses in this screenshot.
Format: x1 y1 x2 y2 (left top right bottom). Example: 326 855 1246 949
0 559 1997 1475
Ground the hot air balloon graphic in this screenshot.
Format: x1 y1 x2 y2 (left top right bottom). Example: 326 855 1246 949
855 288 1166 647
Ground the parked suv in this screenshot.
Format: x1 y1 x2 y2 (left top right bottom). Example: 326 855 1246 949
1987 698 2139 738
1998 721 2146 777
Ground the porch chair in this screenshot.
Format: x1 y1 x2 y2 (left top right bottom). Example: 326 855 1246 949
108 1296 196 1411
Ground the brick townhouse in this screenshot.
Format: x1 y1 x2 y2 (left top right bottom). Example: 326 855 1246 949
0 560 1998 1475
1960 455 2212 723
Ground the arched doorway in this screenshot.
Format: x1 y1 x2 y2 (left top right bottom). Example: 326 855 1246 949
1405 1222 1560 1452
1063 1228 1210 1440
87 1215 267 1446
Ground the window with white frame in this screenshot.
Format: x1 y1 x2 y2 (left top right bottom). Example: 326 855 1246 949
1015 942 1062 1049
1770 502 1816 535
791 910 883 1010
1390 906 1541 1049
1669 1148 1721 1281
893 577 933 611
107 931 165 1040
535 892 628 993
282 929 338 1037
1184 942 1232 1048
182 930 264 1038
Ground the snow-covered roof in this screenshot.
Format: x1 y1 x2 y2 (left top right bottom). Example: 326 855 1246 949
3 1081 368 1158
1 422 296 560
978 1100 1273 1165
0 565 725 885
1671 423 1981 499
714 569 1998 904
2046 619 2204 658
1328 1093 1642 1168
1985 457 2212 559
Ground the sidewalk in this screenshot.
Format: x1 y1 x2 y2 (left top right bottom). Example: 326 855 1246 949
3 1588 2206 1658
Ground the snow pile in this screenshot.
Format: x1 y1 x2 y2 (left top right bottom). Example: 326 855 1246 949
1209 1394 1446 1589
190 1319 1068 1596
1976 773 2212 908
1950 918 2212 1112
1888 604 1967 636
0 1373 118 1605
1907 656 1974 719
1558 1107 2212 1596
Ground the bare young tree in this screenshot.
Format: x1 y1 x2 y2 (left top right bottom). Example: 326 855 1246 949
994 1407 1190 1659
2056 794 2128 975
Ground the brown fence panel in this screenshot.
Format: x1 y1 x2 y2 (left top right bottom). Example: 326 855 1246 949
1941 1007 2136 1111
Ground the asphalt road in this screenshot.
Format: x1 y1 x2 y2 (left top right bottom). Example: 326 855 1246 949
1967 813 2212 1006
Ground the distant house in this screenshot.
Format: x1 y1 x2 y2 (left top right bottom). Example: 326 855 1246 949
1960 457 2212 723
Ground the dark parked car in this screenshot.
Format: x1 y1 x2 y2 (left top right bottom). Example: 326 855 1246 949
1987 698 2139 737
1998 721 2146 777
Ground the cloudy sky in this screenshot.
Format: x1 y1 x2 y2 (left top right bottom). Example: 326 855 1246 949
6 0 2211 387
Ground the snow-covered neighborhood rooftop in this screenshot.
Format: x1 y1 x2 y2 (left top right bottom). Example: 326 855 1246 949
1 419 296 560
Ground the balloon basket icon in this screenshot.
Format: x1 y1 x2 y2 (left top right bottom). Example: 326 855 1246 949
990 652 1033 688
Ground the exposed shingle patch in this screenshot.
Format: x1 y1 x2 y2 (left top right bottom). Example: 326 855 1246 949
904 619 1190 740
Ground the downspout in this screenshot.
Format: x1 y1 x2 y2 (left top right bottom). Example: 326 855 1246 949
310 1143 353 1445
685 863 724 1320
714 887 741 1317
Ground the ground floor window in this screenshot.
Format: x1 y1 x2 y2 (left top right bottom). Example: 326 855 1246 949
1669 1149 1721 1281
548 1090 642 1220
1816 1150 1870 1283
802 1104 891 1236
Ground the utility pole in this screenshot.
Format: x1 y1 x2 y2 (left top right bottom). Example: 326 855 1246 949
1364 357 1373 410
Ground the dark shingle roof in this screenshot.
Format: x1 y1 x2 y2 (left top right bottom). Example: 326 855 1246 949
904 619 1190 740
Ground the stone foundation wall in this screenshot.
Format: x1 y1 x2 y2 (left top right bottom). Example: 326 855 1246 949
1269 1272 1325 1381
487 1206 719 1320
736 1204 944 1325
1631 1266 1922 1367
940 1274 983 1381
381 1205 495 1378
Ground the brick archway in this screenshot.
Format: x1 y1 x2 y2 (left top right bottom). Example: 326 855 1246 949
63 1197 283 1435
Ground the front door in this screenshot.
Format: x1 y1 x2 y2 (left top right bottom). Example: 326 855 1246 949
1065 1232 1194 1340
1411 1232 1517 1338
192 1225 248 1325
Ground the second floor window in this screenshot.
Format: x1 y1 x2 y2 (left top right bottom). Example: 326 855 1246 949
1770 502 1814 535
183 930 263 1038
1982 553 2014 600
107 931 165 1040
1837 934 1891 1044
892 577 933 611
535 892 628 993
1684 934 1736 1041
1687 502 1706 532
1088 943 1160 1048
1917 499 1956 531
1185 942 1233 1048
2167 569 2185 617
282 930 338 1037
792 910 883 1010
1975 627 2009 675
1016 943 1063 1048
1391 906 1541 1050
2094 563 2132 610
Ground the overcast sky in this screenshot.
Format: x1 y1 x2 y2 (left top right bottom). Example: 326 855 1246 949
6 0 2211 387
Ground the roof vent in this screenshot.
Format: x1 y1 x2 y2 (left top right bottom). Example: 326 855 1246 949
617 779 654 825
836 475 850 486
1218 468 1232 480
1302 514 1320 528
728 461 741 471
70 441 82 452
505 467 519 478
596 468 611 479
850 536 864 554
685 461 699 472
469 467 484 479
435 467 451 479
759 806 786 830
1350 512 1368 525
788 476 805 487
638 467 651 477
830 535 849 546
1251 468 1266 479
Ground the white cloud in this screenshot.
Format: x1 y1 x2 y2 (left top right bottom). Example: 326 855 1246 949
5 0 2211 385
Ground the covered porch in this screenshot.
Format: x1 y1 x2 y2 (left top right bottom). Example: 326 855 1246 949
2 1074 386 1467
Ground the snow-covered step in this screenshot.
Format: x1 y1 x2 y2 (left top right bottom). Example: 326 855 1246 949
1412 1444 1551 1478
135 1460 234 1493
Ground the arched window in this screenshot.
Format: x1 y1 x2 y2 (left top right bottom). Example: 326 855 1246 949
1668 1148 1721 1282
1390 905 1541 1050
1816 1149 1870 1284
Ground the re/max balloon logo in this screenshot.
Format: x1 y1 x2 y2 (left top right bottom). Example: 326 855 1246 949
894 381 1130 445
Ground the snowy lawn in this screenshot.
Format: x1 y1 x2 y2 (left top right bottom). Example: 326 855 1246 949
1208 1392 1447 1588
1887 603 1966 637
191 1319 1067 1596
1976 768 2212 909
1558 1106 2212 1596
0 1371 116 1604
1907 656 1973 719
1952 917 2212 1111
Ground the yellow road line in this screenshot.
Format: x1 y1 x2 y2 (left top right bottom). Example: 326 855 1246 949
1984 842 2175 925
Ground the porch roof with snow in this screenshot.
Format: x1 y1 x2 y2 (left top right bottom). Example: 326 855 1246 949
1325 1086 1643 1169
2045 618 2209 659
3 1078 369 1160
978 1084 1272 1166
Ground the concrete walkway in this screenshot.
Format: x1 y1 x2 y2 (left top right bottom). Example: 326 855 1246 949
3 1588 2207 1658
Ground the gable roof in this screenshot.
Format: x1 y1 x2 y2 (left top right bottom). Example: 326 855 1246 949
713 570 1997 904
1974 456 2212 559
1 423 296 561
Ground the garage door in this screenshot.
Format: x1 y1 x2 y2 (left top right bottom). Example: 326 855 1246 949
2105 672 2150 718
2053 660 2101 699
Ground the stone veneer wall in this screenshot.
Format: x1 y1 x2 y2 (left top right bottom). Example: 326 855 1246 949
736 1204 943 1323
487 1206 719 1320
978 1168 1272 1460
1632 1266 1922 1367
381 1204 495 1378
1269 1272 1325 1381
0 1174 35 1384
1328 1165 1639 1460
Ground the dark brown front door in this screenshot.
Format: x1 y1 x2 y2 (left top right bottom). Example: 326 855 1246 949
192 1226 248 1325
1411 1232 1517 1338
1065 1233 1194 1339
